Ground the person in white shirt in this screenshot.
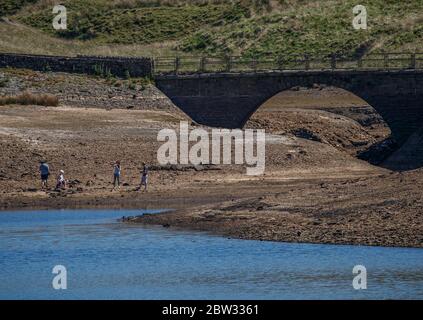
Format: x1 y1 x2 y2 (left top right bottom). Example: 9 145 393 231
56 170 66 190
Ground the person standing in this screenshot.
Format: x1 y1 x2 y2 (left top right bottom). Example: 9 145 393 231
112 160 121 190
39 160 50 190
140 162 149 192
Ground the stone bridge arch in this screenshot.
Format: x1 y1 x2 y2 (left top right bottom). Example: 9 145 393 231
238 80 381 131
155 70 423 146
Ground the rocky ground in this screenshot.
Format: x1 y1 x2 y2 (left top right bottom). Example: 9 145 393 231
136 169 423 248
246 86 396 162
0 68 421 248
0 68 185 114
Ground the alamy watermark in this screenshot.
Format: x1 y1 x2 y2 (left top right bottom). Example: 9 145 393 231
353 5 367 30
157 121 266 176
352 265 367 290
52 265 67 290
52 5 67 30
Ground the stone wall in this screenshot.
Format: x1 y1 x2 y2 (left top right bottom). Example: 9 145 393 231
0 53 152 78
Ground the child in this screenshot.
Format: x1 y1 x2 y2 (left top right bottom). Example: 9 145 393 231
56 170 66 190
140 162 149 192
112 161 121 190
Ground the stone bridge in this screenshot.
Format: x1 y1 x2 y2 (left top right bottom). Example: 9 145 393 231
155 69 423 145
1 52 422 146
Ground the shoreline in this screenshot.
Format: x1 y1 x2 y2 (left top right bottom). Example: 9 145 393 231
129 209 423 249
1 173 421 249
2 198 422 249
129 220 423 250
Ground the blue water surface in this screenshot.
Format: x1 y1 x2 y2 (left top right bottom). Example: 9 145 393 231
0 209 422 300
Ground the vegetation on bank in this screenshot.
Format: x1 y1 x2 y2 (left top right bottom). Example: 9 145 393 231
0 91 59 106
0 0 38 17
2 0 423 58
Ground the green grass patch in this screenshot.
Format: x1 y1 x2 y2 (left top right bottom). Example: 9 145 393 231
0 0 38 17
16 1 249 44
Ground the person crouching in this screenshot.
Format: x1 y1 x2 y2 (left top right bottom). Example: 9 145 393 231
56 170 66 190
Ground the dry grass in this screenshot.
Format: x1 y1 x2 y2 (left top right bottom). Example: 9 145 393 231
0 20 178 57
0 91 59 106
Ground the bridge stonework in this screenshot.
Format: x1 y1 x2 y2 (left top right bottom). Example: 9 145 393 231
155 70 423 145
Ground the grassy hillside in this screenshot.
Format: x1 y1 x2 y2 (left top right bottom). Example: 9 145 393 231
17 1 249 44
2 0 423 57
0 0 37 17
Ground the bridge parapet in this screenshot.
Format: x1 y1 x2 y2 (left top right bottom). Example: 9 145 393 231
153 52 423 75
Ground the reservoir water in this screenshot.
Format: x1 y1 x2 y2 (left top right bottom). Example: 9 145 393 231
0 209 422 299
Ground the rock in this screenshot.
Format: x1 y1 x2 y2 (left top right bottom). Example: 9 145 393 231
32 152 43 158
69 179 81 186
86 180 94 186
291 128 321 142
170 164 180 171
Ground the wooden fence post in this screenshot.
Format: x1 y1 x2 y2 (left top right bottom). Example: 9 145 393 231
357 57 363 69
304 54 310 70
251 59 257 72
383 53 389 69
331 54 336 70
410 53 416 69
276 57 284 70
199 57 207 73
225 56 232 72
175 57 180 74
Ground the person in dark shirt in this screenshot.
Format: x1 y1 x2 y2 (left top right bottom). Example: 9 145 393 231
39 160 50 190
140 162 149 192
